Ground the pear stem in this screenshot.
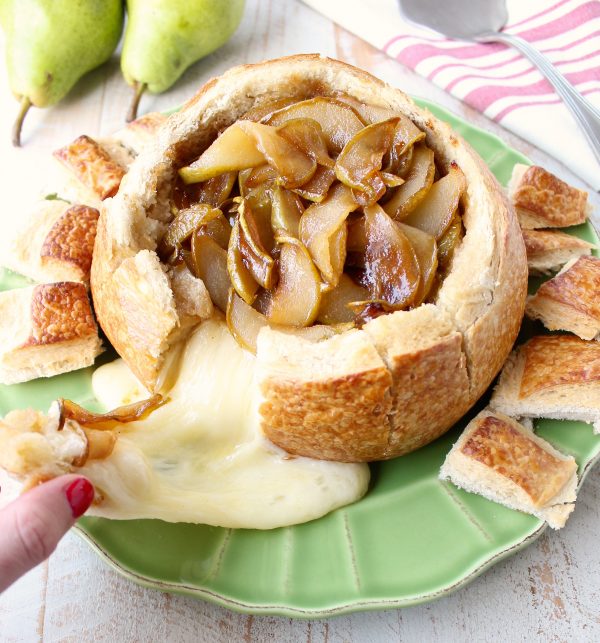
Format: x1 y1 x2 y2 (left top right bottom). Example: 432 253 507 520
126 82 147 123
12 97 31 147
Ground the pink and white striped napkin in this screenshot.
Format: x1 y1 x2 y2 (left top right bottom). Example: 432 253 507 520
302 0 600 189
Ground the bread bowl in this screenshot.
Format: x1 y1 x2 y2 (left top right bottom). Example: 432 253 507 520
91 54 527 462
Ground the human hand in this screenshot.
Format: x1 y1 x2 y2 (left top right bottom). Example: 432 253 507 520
0 476 94 593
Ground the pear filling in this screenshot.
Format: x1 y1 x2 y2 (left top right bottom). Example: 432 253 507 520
160 95 466 353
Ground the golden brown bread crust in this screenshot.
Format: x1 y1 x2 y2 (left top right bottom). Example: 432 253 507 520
522 228 594 274
92 54 527 461
386 332 470 455
460 414 576 507
257 328 393 462
526 255 600 339
40 205 99 280
523 229 593 257
260 368 392 462
510 165 589 228
26 282 97 346
0 282 103 385
440 409 577 528
53 135 126 200
520 335 600 398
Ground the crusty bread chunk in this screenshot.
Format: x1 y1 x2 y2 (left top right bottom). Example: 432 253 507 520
526 255 600 340
0 282 103 385
522 228 594 275
440 410 577 529
2 200 99 284
363 305 470 456
491 335 600 431
508 164 589 229
257 327 393 462
53 134 126 201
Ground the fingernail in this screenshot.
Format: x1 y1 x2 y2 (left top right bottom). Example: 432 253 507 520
64 478 95 519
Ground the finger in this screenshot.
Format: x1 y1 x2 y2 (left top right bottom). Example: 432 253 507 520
0 475 94 593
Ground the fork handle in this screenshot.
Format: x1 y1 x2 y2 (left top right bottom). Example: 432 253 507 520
478 30 600 167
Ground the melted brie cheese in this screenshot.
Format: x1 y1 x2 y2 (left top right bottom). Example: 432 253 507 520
89 319 369 529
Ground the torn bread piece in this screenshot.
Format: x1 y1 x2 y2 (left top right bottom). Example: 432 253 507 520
2 200 99 284
491 335 600 431
257 327 393 462
526 255 600 340
440 410 577 529
0 282 103 385
105 112 167 162
509 164 590 229
522 229 595 275
53 134 126 201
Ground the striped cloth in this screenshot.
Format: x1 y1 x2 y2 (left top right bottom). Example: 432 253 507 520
302 0 600 189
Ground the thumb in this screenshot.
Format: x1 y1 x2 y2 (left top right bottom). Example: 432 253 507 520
0 475 94 593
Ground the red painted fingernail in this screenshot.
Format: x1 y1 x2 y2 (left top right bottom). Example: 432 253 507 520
64 478 95 519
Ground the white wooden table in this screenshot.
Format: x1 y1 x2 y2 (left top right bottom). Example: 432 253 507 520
1 1 599 640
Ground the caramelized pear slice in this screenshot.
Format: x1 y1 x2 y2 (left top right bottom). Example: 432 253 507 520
332 93 400 123
236 121 316 189
179 123 265 184
437 212 463 270
195 211 232 250
293 165 336 203
226 289 269 353
277 118 334 168
363 204 420 309
192 235 231 312
268 236 322 327
267 97 365 154
397 222 438 305
271 186 304 237
196 172 237 207
383 116 425 172
326 223 348 292
58 395 166 431
381 172 405 188
347 215 367 253
390 146 414 179
238 200 276 289
402 164 466 239
159 204 222 258
246 164 278 188
334 92 425 150
299 183 359 286
383 144 435 219
227 218 259 304
317 273 369 324
242 97 298 122
335 118 399 202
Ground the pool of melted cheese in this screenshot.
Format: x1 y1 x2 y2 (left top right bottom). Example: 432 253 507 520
88 318 369 529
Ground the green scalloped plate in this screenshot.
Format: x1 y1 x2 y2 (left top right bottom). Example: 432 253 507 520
1 99 599 618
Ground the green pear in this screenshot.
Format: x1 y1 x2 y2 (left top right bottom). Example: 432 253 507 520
0 0 124 145
121 0 245 121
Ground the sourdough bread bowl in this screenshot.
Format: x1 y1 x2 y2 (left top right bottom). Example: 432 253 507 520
91 54 527 462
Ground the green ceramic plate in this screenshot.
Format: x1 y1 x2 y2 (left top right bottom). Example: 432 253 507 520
1 99 599 618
